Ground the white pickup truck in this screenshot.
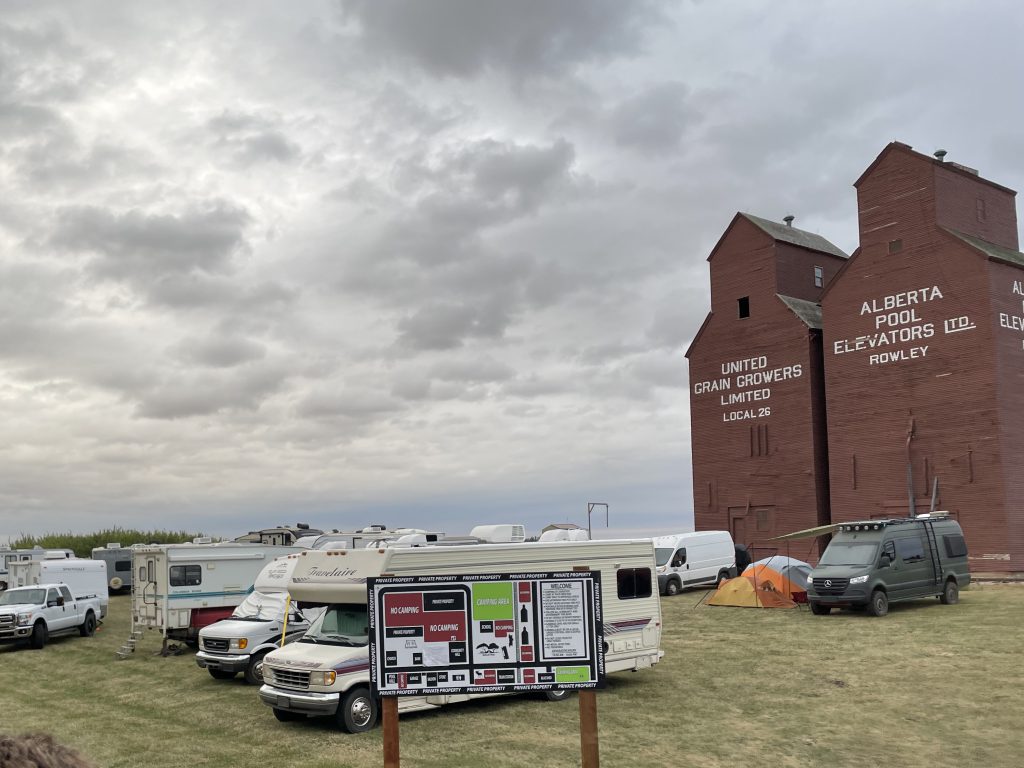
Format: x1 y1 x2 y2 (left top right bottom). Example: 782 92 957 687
0 583 103 649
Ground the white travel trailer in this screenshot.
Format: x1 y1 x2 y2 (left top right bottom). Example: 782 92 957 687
1 548 75 591
653 531 736 595
128 541 304 651
7 558 109 619
196 554 326 684
259 536 663 732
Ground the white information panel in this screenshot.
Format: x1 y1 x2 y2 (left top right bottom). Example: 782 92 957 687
368 571 604 697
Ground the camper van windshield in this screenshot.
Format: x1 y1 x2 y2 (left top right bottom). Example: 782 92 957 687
654 548 674 566
0 588 45 606
819 542 878 566
302 603 368 647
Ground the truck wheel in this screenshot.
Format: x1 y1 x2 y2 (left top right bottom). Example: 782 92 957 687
30 621 48 650
665 580 681 597
940 579 959 605
208 668 237 680
867 589 889 617
809 602 831 616
544 689 572 702
244 652 268 685
336 687 378 733
79 611 97 637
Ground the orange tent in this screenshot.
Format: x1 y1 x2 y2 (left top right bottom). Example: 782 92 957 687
706 576 797 609
742 563 807 601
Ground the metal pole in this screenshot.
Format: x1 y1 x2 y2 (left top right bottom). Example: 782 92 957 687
587 503 609 539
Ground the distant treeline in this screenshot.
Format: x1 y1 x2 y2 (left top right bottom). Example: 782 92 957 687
7 528 209 558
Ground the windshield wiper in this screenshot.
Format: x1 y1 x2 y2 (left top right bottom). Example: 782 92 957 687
319 634 364 647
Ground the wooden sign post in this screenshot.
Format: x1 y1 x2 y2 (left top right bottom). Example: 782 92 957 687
382 697 399 768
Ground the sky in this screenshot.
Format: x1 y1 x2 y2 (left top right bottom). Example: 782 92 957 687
2 1 1023 544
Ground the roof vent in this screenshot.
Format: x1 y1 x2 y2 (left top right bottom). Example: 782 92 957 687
934 149 947 162
783 215 795 227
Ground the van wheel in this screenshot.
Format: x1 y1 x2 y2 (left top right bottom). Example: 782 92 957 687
79 611 97 637
208 668 237 680
665 580 681 596
30 621 48 649
544 689 572 702
244 652 268 685
867 589 889 617
336 687 378 733
940 579 959 605
809 602 831 616
716 571 731 587
273 708 302 723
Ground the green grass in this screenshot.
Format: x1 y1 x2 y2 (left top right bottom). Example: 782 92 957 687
3 585 1023 767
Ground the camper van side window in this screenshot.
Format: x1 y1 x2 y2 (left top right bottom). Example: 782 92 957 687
943 534 967 559
169 564 202 587
896 537 925 563
616 568 653 600
115 561 131 572
671 550 686 567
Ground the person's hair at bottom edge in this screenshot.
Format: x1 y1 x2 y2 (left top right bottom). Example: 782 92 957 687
0 733 96 768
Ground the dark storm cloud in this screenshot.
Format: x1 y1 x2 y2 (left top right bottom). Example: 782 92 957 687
340 0 662 78
50 203 252 282
295 388 403 419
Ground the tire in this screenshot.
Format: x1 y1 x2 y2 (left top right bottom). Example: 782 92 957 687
109 576 124 591
544 689 572 702
717 571 731 588
665 579 681 597
208 668 238 680
79 611 97 637
809 602 831 616
336 687 378 733
867 589 889 617
940 579 959 605
273 708 302 723
30 621 48 650
244 652 268 685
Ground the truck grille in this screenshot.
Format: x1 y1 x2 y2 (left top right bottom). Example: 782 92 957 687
813 577 849 596
0 614 14 630
270 667 311 690
203 637 229 652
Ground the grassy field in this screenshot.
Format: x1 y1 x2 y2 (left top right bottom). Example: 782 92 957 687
3 585 1023 768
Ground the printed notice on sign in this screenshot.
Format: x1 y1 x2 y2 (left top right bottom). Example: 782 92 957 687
540 581 587 659
368 571 604 697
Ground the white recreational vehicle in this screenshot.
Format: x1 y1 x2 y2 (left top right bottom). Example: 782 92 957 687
91 543 140 593
1 548 75 591
6 558 109 619
196 554 326 684
128 541 304 651
259 535 663 732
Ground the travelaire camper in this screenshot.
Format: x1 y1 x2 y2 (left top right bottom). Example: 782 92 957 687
91 543 139 593
653 531 736 595
130 541 304 647
807 513 971 617
1 548 75 591
7 558 109 619
259 536 663 732
196 554 325 684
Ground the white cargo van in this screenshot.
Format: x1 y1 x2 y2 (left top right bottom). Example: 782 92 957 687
653 531 736 595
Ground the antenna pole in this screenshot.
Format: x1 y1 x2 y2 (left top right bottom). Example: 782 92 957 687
586 503 609 539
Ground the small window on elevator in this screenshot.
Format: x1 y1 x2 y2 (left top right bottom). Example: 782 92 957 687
813 265 824 288
737 296 750 319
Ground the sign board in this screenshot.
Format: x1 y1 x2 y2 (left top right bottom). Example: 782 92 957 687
368 571 604 697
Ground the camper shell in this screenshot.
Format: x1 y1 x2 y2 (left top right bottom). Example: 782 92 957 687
259 536 663 732
196 554 325 684
653 531 736 595
807 514 970 617
130 541 305 646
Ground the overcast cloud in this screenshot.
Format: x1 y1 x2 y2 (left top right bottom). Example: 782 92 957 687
1 1 1022 542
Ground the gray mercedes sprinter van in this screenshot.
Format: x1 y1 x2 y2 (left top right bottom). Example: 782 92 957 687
807 513 970 617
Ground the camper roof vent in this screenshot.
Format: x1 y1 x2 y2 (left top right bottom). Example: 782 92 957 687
394 533 429 547
106 543 122 549
469 524 526 543
193 536 213 544
296 522 310 530
539 529 570 542
44 551 69 559
361 525 388 533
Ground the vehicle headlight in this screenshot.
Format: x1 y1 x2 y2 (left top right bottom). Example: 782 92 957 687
849 575 869 584
229 638 248 650
309 670 337 686
806 575 814 585
17 612 33 626
262 666 276 684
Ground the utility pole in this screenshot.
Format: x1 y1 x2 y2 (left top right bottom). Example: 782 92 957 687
587 503 609 539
